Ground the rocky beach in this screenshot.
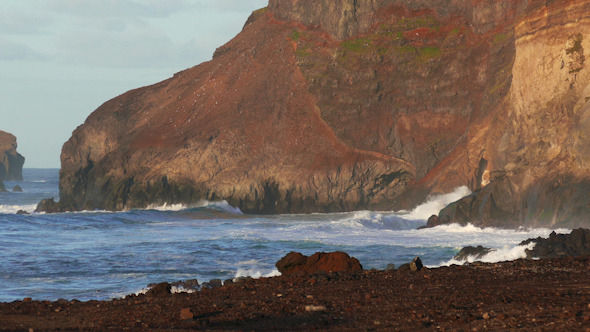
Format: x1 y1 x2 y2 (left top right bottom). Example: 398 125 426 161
1 255 589 331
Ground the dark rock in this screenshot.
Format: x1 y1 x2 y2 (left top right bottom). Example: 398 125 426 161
520 228 590 259
410 257 423 272
223 279 234 286
454 246 493 261
16 210 29 215
0 180 5 192
276 251 363 276
426 215 442 228
12 185 22 192
35 198 63 213
171 279 199 291
201 279 223 290
145 282 171 298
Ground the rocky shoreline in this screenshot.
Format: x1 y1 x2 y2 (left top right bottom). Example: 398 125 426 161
1 256 589 331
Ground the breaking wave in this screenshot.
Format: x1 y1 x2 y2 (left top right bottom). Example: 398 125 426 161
0 204 37 214
401 186 472 221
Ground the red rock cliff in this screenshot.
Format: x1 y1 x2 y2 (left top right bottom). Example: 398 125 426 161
54 0 590 226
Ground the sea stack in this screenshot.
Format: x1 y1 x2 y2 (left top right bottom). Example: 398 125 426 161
0 130 25 181
54 0 590 228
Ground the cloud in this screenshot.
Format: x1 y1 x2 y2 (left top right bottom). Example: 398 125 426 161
55 19 176 68
0 38 47 61
47 0 196 18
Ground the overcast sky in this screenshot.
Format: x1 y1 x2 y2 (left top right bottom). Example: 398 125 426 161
1 0 268 168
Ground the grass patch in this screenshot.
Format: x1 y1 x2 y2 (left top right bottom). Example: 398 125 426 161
418 46 442 61
290 30 301 41
340 37 373 53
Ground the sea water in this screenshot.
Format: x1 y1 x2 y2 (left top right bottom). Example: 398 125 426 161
0 169 569 302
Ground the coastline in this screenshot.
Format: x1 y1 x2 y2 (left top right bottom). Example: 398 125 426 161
2 256 589 330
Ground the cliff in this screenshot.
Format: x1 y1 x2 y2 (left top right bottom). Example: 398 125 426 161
438 0 590 229
51 0 590 226
0 130 24 182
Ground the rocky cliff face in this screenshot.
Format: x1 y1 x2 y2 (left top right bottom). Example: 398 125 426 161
0 130 24 181
439 0 590 229
53 0 590 226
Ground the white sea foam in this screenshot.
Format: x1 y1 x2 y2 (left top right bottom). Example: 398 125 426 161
147 200 243 214
439 242 537 267
0 204 37 214
337 211 426 230
234 268 281 279
401 186 472 221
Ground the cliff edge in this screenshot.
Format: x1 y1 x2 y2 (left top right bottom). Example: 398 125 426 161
51 0 590 227
0 130 24 182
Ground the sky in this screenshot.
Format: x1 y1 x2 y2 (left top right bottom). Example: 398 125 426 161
1 0 268 168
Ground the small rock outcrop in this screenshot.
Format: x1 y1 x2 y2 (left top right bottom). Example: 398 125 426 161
520 228 590 259
276 252 363 275
454 246 492 261
0 130 24 181
12 185 22 192
145 282 172 298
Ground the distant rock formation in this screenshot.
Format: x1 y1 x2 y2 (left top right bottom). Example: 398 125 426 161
50 0 590 228
520 228 590 259
0 130 24 181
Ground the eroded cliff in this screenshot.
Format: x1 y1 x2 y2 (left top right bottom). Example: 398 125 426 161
53 0 590 225
439 0 590 228
0 130 25 182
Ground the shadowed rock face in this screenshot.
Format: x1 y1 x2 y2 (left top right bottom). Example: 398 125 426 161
54 0 590 225
0 130 24 181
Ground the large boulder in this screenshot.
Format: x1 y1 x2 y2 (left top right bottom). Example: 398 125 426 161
276 251 363 275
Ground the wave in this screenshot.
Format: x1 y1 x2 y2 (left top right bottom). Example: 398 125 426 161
234 268 281 279
0 204 38 214
146 200 243 215
337 211 426 230
439 242 536 267
400 186 472 221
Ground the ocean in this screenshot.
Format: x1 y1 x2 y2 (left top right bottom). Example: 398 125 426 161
0 169 569 302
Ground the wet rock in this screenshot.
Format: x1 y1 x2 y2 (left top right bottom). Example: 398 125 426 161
454 246 492 261
0 180 5 192
426 215 442 228
171 279 199 291
16 210 29 215
12 185 22 192
145 282 171 298
276 251 363 276
520 228 590 259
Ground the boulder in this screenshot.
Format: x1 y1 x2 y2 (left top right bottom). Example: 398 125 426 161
276 251 363 276
12 185 22 192
409 257 423 272
145 282 171 297
16 210 29 215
